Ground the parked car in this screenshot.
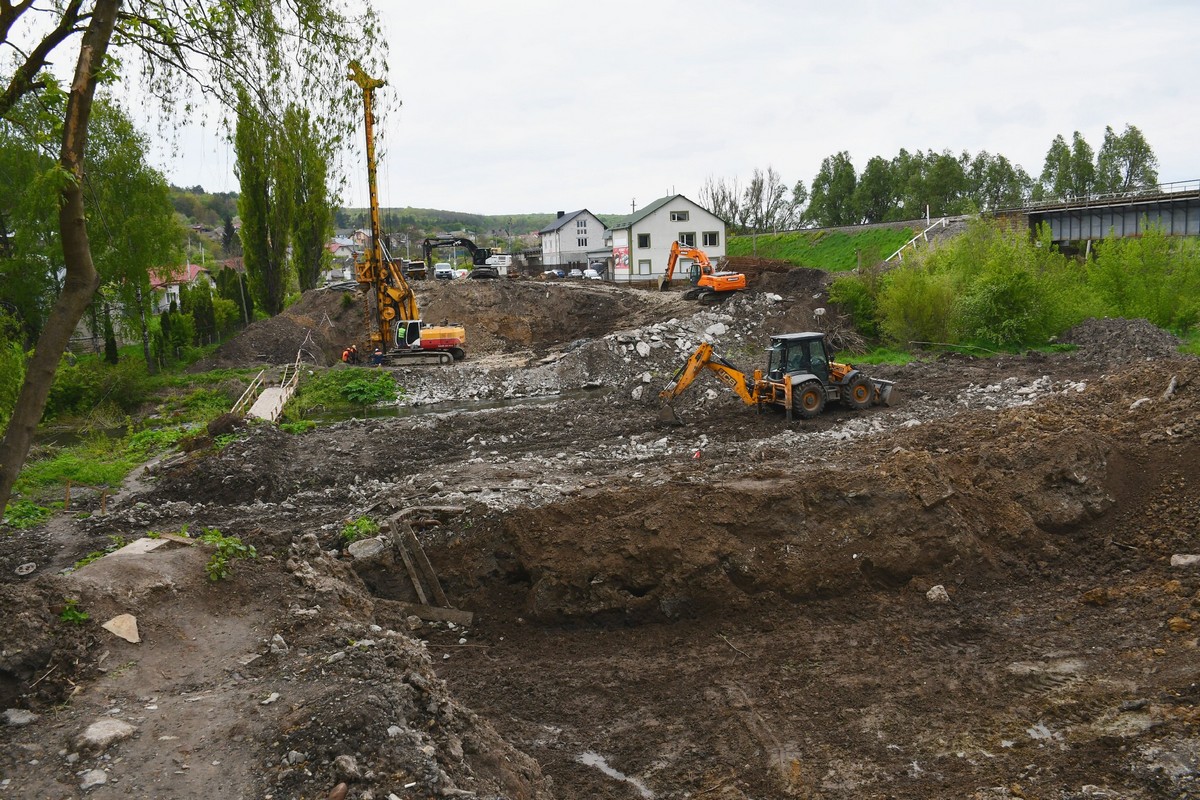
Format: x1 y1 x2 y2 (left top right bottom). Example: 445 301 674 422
468 265 500 279
433 262 454 280
542 269 565 279
583 268 603 280
567 268 584 279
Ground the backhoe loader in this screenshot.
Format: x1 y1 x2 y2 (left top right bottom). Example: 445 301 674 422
657 241 746 303
658 332 894 424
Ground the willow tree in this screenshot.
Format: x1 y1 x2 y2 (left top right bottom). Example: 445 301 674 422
0 0 386 515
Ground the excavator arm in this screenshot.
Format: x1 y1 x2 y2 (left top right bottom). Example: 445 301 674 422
658 342 762 424
657 241 714 291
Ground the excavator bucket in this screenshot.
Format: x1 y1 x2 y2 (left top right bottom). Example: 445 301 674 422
657 403 685 426
656 275 669 292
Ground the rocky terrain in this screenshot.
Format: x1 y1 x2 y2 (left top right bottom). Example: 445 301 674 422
2 274 1199 799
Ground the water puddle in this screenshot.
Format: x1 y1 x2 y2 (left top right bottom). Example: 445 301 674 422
576 751 654 799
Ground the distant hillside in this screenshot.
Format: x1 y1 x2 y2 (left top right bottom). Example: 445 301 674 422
728 227 915 271
337 207 568 236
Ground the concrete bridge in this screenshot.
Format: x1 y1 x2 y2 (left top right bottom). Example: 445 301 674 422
994 180 1200 247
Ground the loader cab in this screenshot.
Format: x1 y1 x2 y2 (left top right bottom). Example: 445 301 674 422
767 333 830 383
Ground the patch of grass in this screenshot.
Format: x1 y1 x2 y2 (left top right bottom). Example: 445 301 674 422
340 516 380 544
284 368 404 420
198 528 257 581
727 228 914 271
1179 328 1200 356
835 347 915 366
4 499 53 529
279 420 316 434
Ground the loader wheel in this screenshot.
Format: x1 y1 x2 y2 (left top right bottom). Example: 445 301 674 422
794 381 826 419
845 374 872 410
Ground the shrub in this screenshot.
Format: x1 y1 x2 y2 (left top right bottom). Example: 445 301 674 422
877 266 958 347
198 528 257 581
340 516 380 543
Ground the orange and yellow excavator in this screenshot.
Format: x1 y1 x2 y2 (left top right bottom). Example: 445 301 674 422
657 241 746 303
658 332 894 424
349 61 466 365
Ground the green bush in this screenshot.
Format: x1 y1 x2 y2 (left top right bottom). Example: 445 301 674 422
877 266 958 347
340 372 397 405
4 499 53 528
1088 224 1200 332
198 528 257 581
829 274 880 338
284 368 403 420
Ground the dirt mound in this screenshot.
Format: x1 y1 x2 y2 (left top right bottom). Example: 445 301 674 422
1060 317 1183 362
194 287 363 369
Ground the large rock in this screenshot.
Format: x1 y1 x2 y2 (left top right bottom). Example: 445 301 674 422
77 719 135 752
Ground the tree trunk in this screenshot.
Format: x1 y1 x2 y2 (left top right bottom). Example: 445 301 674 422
0 0 121 516
135 283 156 376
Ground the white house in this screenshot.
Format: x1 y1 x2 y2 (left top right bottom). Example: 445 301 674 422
608 195 727 285
538 210 609 268
149 263 215 314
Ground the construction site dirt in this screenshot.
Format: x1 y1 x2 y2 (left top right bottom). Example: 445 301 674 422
2 274 1199 800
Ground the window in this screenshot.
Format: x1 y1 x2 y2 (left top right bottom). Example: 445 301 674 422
637 259 652 275
703 231 720 247
678 232 696 247
637 233 651 249
577 237 588 247
670 210 689 222
576 219 586 230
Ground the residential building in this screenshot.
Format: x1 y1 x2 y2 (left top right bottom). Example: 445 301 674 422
149 263 214 314
608 195 727 285
538 210 609 268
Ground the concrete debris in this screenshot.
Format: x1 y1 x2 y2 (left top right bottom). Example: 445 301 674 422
926 585 951 604
100 614 140 643
2 708 38 726
77 718 135 752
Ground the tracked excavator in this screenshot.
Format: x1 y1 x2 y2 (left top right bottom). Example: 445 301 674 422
349 61 466 364
658 332 894 424
421 237 491 275
657 241 746 303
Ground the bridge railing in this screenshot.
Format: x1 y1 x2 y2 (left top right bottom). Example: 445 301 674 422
1012 179 1200 213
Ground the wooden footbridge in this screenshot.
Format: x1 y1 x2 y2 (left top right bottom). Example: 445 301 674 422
231 351 307 423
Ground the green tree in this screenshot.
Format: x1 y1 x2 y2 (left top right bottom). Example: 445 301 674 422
86 98 181 374
806 152 857 227
287 104 333 291
236 88 294 315
967 151 1031 211
853 156 896 223
0 0 386 515
1095 124 1159 193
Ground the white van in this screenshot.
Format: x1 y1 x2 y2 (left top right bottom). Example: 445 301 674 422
433 262 454 280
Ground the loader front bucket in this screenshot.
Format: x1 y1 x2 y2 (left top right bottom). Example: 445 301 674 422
657 403 685 426
872 379 896 407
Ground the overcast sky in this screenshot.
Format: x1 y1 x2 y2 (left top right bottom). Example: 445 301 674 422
157 0 1200 218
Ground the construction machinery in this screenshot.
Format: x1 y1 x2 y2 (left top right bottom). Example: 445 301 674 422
422 237 491 276
657 241 747 303
658 332 894 424
349 61 466 364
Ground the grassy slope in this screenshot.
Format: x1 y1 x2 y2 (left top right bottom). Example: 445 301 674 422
728 228 914 271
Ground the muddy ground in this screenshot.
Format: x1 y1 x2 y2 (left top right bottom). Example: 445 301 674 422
2 274 1200 800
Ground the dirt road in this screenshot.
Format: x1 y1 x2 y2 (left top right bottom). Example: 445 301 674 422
2 276 1198 799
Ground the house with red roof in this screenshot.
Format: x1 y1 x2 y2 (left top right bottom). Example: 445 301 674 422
149 263 214 314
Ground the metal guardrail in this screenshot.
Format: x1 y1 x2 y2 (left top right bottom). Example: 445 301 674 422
1009 179 1200 213
885 217 951 262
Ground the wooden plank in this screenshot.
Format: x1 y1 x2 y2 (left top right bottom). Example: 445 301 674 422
393 601 474 627
399 522 449 608
389 518 429 605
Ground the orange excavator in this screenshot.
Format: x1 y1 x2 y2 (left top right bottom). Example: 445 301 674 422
349 61 466 365
657 241 746 303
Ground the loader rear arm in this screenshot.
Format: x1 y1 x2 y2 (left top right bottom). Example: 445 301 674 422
659 343 759 407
